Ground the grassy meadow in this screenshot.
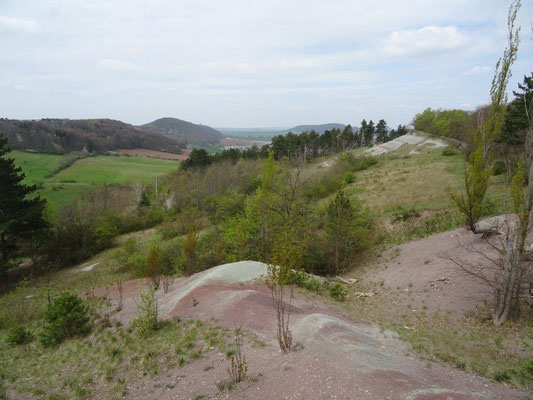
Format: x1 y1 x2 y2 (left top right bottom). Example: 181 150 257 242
11 151 179 208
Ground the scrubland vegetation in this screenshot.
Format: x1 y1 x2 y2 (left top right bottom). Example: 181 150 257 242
0 2 532 398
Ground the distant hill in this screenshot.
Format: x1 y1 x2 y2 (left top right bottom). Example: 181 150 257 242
0 118 180 154
141 117 223 146
288 123 347 134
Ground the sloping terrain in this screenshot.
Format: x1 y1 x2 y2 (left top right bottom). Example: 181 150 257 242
92 261 529 399
362 219 531 316
141 117 224 146
366 131 448 156
1 118 180 154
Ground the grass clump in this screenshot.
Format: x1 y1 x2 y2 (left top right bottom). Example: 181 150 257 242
40 292 91 347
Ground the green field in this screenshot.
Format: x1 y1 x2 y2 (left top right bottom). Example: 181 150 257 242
10 151 62 183
11 151 179 208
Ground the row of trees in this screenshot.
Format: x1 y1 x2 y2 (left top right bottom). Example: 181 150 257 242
269 121 408 160
181 121 409 170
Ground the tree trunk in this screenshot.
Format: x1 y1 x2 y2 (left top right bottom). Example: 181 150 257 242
492 231 521 326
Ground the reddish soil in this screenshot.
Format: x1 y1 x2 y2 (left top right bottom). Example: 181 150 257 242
364 220 532 317
92 261 529 400
115 148 191 160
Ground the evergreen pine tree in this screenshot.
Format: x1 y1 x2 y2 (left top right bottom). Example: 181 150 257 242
375 119 388 144
359 119 368 147
0 134 47 276
364 120 375 146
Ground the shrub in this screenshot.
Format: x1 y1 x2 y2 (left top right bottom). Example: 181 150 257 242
342 172 356 185
93 225 116 250
145 245 162 289
442 147 458 156
227 329 247 384
351 155 378 171
40 292 91 347
6 326 34 346
329 283 347 302
390 205 420 223
288 269 324 293
492 160 507 176
132 286 159 336
159 237 184 274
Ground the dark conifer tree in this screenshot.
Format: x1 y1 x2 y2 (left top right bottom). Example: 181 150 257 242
364 120 375 146
0 134 47 276
375 119 388 144
359 119 368 147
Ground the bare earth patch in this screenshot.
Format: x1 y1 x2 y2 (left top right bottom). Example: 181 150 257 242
92 261 529 399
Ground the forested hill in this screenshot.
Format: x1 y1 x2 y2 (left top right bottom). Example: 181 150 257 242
0 118 181 154
288 123 347 134
141 117 224 146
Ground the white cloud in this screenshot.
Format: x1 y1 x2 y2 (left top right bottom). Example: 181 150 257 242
463 65 491 75
1 0 532 127
98 59 138 72
0 15 36 32
383 26 469 57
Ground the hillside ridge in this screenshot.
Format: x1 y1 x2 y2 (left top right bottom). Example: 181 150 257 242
0 118 180 154
140 117 224 146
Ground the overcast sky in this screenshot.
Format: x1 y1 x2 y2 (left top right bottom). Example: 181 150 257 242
1 0 532 128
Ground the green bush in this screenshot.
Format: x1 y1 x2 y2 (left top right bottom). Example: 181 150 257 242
132 286 159 337
93 225 117 250
289 270 324 293
351 155 378 171
329 283 347 301
159 237 184 274
492 160 507 176
6 326 34 346
442 147 458 156
342 172 356 185
40 292 91 347
390 205 420 223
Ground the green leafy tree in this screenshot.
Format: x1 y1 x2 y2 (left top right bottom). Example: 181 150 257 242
412 108 437 133
450 0 520 233
0 134 47 277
